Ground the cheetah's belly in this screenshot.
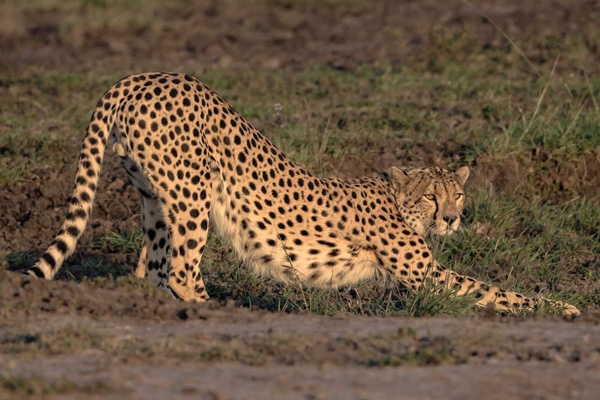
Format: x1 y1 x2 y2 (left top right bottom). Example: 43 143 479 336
208 183 379 287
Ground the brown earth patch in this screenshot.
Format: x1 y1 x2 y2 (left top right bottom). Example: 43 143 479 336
470 146 600 202
1 0 599 77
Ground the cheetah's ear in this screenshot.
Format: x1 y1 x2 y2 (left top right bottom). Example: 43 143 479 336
454 166 470 186
389 166 412 190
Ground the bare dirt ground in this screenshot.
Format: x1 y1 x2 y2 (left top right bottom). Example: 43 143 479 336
1 0 600 398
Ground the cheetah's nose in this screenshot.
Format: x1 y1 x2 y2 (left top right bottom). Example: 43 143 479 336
443 215 457 225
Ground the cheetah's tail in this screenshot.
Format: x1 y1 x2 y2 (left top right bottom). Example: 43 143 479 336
26 98 115 280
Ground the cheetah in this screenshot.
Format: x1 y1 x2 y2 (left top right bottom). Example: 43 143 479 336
25 72 579 315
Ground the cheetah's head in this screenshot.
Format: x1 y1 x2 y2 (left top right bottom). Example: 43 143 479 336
388 166 469 236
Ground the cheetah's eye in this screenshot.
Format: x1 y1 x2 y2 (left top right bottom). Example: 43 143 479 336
455 193 464 200
423 194 435 201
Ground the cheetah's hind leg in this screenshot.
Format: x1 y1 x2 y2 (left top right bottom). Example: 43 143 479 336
135 195 171 291
115 142 172 292
163 197 212 303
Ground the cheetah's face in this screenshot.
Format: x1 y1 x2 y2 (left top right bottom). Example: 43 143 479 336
389 166 469 236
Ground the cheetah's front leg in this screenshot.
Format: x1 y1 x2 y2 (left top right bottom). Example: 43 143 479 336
373 222 579 314
419 262 581 314
420 261 580 315
472 283 581 315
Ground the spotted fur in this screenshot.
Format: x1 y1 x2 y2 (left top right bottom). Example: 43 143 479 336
27 72 579 315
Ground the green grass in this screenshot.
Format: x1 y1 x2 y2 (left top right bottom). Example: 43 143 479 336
0 324 465 367
3 63 597 315
94 229 144 255
0 374 82 396
2 63 598 178
459 193 600 310
4 319 587 370
2 326 104 355
0 370 115 396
